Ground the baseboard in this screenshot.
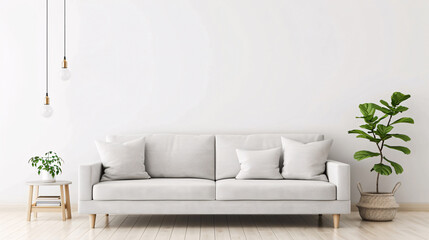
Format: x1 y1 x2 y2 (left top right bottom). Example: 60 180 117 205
351 203 429 212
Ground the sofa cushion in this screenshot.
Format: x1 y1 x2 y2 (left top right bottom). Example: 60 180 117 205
216 179 336 200
106 134 215 180
215 134 324 180
235 148 283 179
282 138 333 181
95 138 150 181
93 178 215 200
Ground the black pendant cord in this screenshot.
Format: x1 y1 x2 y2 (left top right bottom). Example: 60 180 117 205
63 0 66 59
46 0 49 97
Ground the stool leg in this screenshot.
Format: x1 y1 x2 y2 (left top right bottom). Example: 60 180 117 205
34 186 39 218
60 185 66 221
27 185 34 221
65 184 72 219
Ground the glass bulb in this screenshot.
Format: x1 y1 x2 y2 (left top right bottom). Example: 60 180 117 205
60 68 71 81
41 104 53 118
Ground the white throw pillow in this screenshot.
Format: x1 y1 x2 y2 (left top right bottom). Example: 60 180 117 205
235 148 283 180
281 137 332 181
95 137 150 181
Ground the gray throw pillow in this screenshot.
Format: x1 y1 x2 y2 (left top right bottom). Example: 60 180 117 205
95 137 150 181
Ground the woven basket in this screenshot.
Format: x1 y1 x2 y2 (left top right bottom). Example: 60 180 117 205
356 182 401 222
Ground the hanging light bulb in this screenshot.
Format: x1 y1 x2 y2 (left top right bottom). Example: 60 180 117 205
60 57 71 81
41 0 53 118
42 95 53 118
60 0 71 81
42 104 54 118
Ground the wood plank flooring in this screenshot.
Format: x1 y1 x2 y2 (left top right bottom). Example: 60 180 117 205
0 206 428 240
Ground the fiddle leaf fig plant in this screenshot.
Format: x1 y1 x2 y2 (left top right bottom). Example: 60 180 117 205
28 151 64 178
348 92 414 193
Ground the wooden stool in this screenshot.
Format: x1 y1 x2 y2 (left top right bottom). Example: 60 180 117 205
26 180 72 221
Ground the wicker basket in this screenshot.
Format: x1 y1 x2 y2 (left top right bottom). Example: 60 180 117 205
356 182 401 221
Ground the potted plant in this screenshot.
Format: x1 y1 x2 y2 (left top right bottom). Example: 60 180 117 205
28 151 64 183
348 92 414 221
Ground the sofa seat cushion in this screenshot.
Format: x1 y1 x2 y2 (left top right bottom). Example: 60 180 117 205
93 178 215 200
216 179 336 200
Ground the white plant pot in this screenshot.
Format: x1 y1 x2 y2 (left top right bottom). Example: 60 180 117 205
41 171 56 183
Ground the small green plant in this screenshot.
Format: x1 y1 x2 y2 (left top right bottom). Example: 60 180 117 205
28 151 64 178
348 92 414 193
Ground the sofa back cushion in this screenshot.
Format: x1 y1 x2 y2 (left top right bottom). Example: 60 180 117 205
106 134 215 180
215 134 324 180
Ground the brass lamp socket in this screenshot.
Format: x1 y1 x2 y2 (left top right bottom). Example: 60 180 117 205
62 58 68 69
45 95 50 105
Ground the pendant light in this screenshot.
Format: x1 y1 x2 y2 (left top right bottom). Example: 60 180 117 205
60 0 71 81
42 0 53 118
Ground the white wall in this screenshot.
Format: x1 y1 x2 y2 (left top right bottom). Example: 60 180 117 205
1 0 428 204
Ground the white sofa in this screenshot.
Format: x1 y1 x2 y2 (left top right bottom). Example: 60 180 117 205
79 134 350 228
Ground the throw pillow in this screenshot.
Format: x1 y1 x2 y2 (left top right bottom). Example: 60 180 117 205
281 137 332 181
235 148 283 180
95 137 150 181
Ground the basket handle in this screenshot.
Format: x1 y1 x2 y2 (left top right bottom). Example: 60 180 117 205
392 182 401 194
357 182 364 194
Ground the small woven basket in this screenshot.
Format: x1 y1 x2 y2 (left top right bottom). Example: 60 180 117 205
356 182 401 221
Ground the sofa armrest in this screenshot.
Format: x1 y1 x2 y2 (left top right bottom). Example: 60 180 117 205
79 162 102 201
326 160 350 201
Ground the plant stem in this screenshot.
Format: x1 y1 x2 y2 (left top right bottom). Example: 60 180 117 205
372 131 382 193
376 155 382 193
374 115 393 193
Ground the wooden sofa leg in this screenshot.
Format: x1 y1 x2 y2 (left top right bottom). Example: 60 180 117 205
89 214 96 228
333 214 340 228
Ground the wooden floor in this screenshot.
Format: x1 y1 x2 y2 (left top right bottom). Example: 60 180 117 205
0 207 428 240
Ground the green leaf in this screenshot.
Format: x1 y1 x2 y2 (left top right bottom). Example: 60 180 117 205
348 129 369 136
365 115 378 124
380 100 392 109
373 114 388 125
384 157 404 174
354 150 380 161
372 103 391 114
356 135 381 143
390 134 411 142
371 163 393 175
391 92 410 107
375 124 393 138
360 124 374 131
391 117 414 125
359 103 376 117
396 106 408 113
384 144 411 154
348 130 379 142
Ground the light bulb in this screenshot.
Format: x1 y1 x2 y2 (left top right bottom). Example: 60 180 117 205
60 67 71 81
41 104 53 118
